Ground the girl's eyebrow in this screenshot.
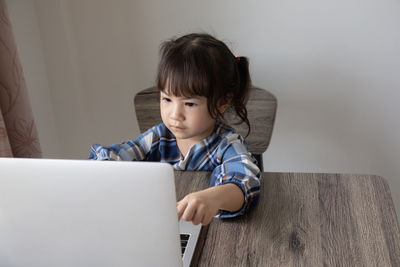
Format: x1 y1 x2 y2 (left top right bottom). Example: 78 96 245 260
161 91 200 100
182 96 200 100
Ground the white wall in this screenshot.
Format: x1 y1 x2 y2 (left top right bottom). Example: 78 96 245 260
7 0 400 218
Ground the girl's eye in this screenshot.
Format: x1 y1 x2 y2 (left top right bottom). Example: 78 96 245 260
162 97 171 102
185 102 197 107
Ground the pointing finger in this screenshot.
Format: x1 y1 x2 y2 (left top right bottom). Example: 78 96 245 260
177 200 188 220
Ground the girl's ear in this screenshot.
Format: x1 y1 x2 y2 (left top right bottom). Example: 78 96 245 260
218 103 229 113
218 93 233 113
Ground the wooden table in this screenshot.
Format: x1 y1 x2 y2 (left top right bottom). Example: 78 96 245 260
174 171 400 266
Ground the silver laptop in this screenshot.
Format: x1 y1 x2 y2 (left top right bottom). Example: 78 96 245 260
0 158 201 267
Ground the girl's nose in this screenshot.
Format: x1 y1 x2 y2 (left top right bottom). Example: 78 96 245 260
170 103 184 120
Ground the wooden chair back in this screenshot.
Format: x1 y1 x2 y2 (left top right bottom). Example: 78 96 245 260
134 86 277 171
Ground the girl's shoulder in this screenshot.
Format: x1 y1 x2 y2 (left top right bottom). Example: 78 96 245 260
214 122 247 147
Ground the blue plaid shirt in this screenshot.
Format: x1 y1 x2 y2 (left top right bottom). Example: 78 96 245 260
89 122 261 218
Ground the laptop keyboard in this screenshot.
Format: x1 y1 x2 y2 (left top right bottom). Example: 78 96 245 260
180 234 190 257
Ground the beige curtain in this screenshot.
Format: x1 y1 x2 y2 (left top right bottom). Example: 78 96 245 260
0 0 41 158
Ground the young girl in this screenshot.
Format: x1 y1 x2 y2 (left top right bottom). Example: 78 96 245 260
90 33 261 226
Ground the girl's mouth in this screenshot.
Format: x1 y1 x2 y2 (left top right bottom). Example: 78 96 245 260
170 125 184 130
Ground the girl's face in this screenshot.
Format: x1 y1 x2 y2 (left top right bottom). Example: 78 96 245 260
160 90 216 145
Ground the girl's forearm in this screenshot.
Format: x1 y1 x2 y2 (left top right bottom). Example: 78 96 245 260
206 183 245 212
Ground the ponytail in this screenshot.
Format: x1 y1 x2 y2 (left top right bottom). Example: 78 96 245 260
232 56 251 137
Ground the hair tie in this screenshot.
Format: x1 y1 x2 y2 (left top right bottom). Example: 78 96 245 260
236 57 241 62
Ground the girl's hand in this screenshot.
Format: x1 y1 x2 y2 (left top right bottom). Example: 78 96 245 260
177 184 245 226
177 189 219 226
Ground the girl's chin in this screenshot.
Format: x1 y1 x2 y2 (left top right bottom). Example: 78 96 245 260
170 125 185 131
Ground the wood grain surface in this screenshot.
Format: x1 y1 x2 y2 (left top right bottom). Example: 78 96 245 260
174 171 400 266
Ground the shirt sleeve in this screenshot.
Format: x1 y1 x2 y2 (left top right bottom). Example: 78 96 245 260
210 133 261 218
88 126 158 161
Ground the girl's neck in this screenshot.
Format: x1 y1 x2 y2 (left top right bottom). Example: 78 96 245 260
173 122 218 159
175 130 214 159
176 139 194 159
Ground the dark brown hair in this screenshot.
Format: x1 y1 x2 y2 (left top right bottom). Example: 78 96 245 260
156 33 252 135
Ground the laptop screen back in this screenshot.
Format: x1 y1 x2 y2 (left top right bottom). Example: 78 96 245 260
0 158 182 267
